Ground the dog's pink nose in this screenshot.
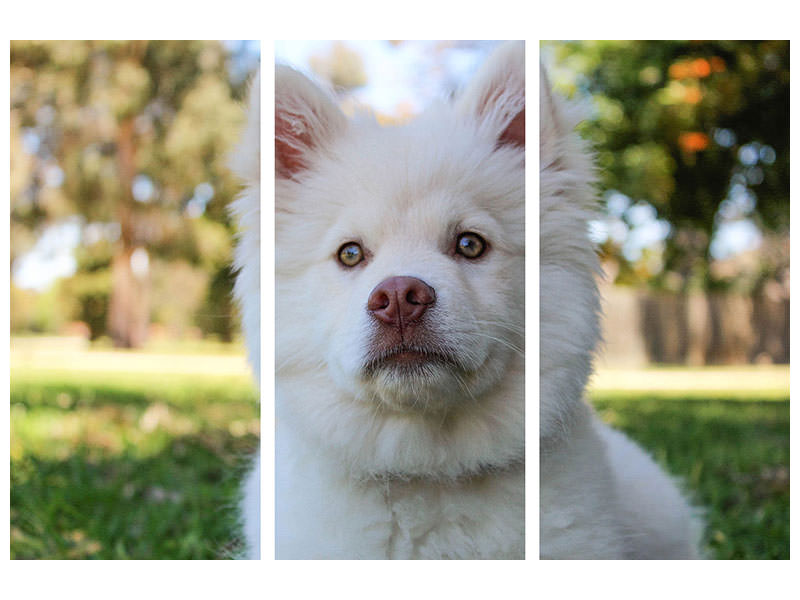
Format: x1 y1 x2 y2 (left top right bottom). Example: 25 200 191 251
367 276 436 326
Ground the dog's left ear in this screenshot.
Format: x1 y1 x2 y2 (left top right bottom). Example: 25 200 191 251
456 41 524 148
229 71 261 185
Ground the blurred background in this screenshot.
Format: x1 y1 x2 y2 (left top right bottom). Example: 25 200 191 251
10 40 259 559
542 40 788 559
11 40 259 347
276 40 502 120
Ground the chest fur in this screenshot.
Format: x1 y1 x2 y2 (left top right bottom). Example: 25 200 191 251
276 447 524 559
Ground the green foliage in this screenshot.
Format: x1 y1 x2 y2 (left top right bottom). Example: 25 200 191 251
58 270 111 340
10 284 69 334
197 265 239 342
591 392 789 559
10 41 257 344
149 259 210 338
309 41 368 90
545 41 789 290
10 367 258 559
163 75 244 188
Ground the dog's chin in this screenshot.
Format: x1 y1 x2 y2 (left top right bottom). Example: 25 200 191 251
361 346 473 413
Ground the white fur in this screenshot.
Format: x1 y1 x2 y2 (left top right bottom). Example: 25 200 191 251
230 73 260 560
539 68 702 559
274 43 525 559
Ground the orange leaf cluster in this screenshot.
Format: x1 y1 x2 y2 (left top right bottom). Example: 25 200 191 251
684 87 703 104
678 132 709 152
669 57 726 80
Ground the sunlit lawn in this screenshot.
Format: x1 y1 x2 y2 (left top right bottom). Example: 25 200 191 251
589 366 789 560
10 343 788 560
10 338 259 559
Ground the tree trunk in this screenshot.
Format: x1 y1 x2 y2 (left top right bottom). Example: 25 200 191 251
107 116 149 348
108 249 149 348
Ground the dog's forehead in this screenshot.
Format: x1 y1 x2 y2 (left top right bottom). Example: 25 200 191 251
293 109 523 251
325 119 492 206
342 115 483 179
335 182 470 243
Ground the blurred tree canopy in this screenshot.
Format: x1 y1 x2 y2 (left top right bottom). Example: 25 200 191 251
10 41 258 346
309 41 368 90
544 41 789 294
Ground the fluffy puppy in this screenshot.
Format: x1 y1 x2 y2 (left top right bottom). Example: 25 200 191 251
230 71 260 560
274 42 525 559
539 67 701 559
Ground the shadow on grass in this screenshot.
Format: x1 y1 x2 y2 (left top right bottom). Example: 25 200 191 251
11 433 258 559
590 395 789 560
10 367 259 559
11 372 257 411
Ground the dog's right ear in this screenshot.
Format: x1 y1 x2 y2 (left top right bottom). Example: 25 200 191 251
540 66 566 171
275 66 346 179
456 41 525 149
539 65 596 193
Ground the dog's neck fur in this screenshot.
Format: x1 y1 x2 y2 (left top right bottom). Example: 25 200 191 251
277 353 524 484
361 455 525 485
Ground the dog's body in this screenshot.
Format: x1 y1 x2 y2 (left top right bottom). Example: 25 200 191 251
539 69 701 559
272 42 525 559
230 72 261 560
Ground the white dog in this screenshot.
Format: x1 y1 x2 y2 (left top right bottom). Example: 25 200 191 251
230 72 261 560
272 42 525 559
539 67 701 559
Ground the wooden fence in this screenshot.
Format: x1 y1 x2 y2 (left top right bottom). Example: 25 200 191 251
597 282 789 367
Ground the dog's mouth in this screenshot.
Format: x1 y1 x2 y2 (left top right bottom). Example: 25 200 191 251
363 344 463 377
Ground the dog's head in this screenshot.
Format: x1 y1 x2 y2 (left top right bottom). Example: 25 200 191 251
276 44 524 416
539 67 602 443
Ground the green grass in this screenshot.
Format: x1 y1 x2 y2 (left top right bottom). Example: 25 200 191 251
11 364 259 560
590 388 789 560
10 351 788 560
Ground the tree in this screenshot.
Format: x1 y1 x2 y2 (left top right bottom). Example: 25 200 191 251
545 41 789 292
10 41 255 346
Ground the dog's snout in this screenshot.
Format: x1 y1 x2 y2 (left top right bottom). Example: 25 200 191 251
367 276 436 326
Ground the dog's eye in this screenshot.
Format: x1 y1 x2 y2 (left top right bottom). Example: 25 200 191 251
338 242 365 267
455 232 487 259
